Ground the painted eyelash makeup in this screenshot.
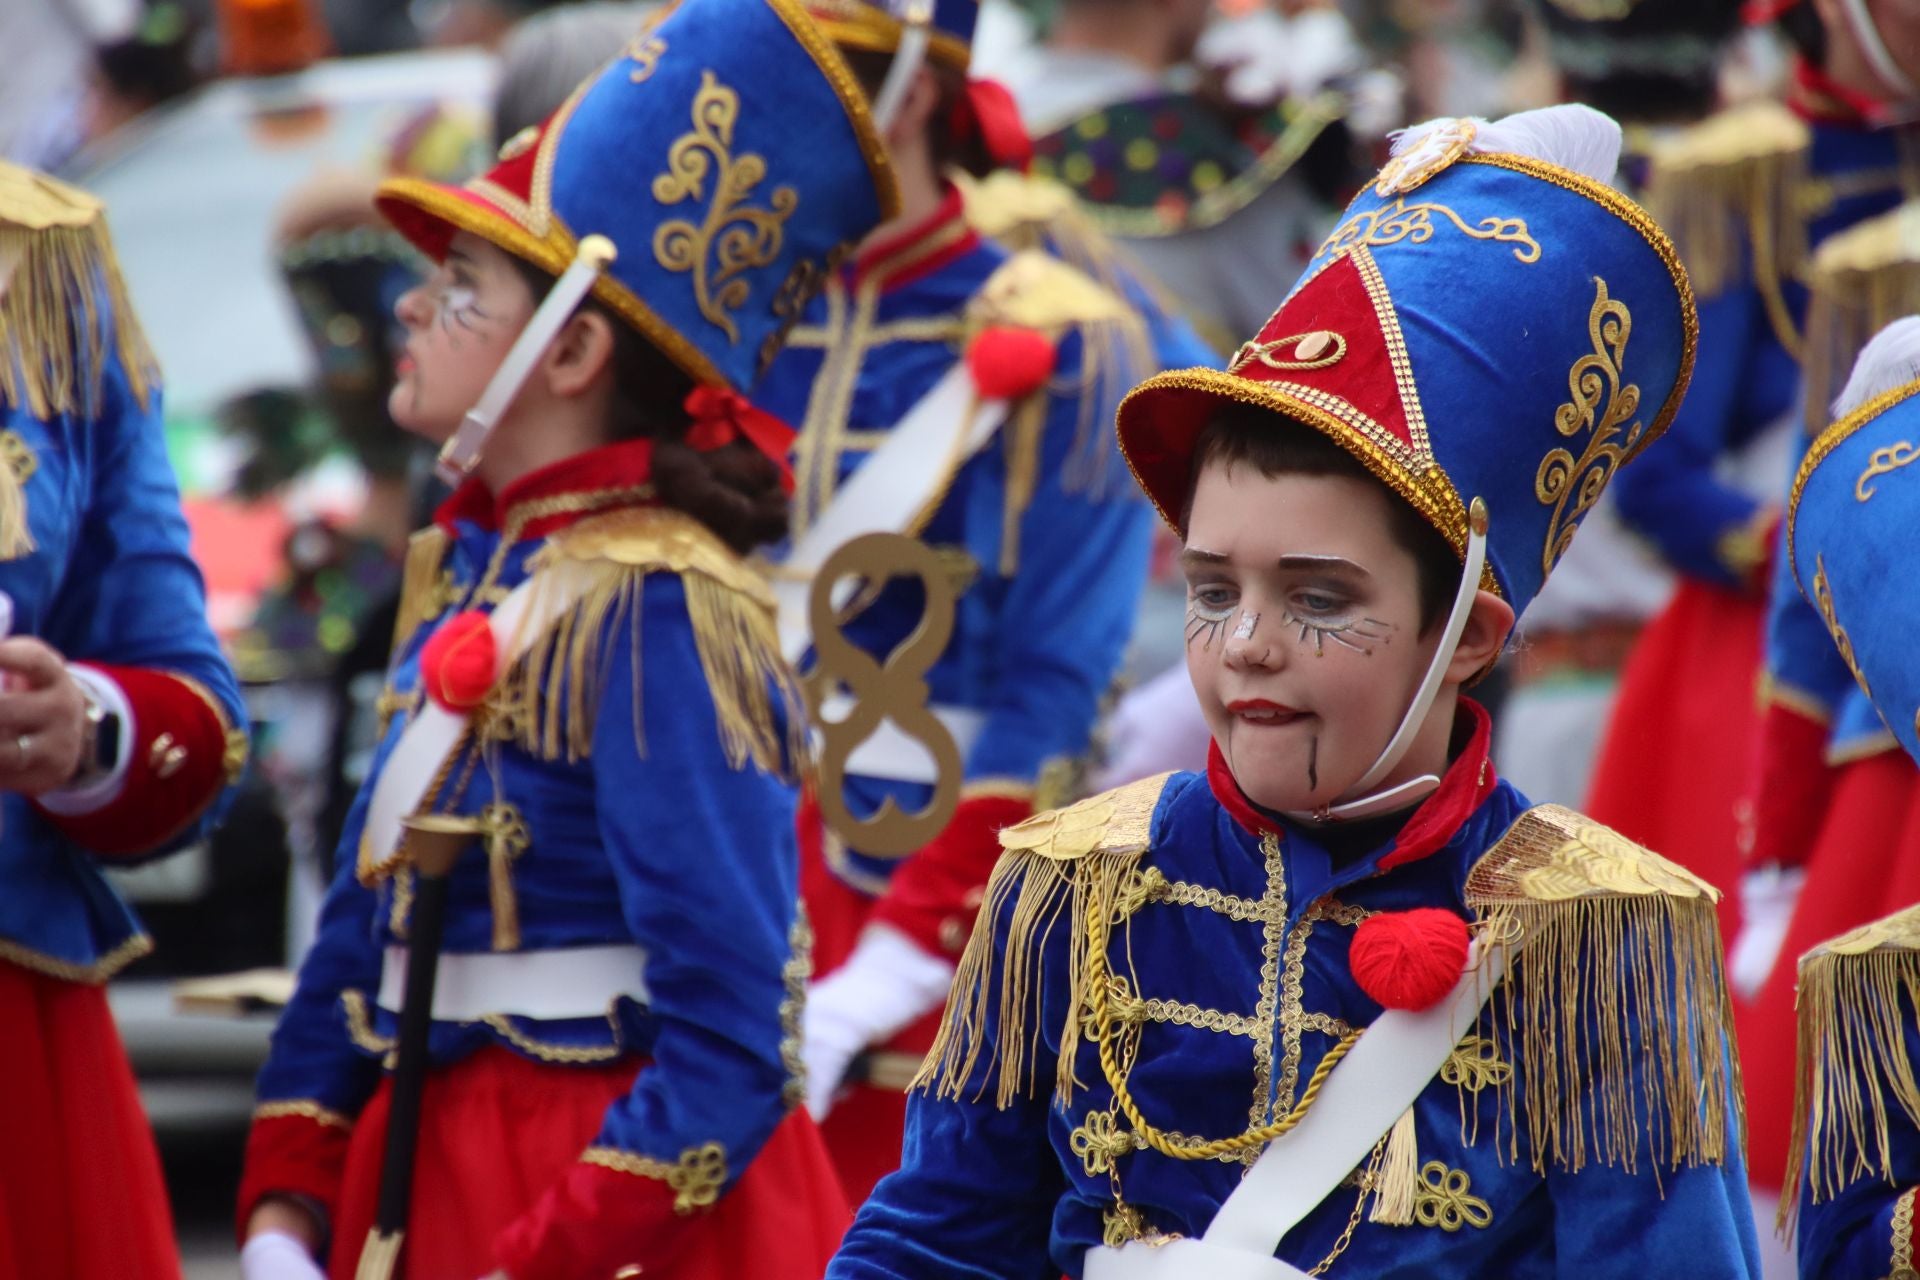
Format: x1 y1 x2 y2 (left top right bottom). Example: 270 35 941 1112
435 280 489 338
1185 604 1226 650
1282 608 1394 657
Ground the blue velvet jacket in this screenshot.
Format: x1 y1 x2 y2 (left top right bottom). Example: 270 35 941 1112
755 185 1209 905
832 706 1760 1278
1791 906 1920 1278
0 279 246 983
244 446 813 1275
1763 112 1920 761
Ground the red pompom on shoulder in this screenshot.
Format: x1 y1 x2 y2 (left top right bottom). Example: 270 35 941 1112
967 325 1056 400
419 610 498 711
1348 908 1471 1011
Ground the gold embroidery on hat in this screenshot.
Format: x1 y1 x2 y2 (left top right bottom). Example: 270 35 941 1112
1856 440 1920 502
1537 278 1643 577
1322 198 1540 265
1813 554 1872 699
626 33 667 82
1373 120 1478 197
652 71 799 343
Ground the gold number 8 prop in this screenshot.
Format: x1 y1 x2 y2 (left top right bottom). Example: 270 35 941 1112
807 532 962 856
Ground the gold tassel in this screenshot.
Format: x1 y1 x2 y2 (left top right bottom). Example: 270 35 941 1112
1780 907 1920 1231
514 508 807 779
391 526 452 658
1800 201 1920 436
1369 1106 1420 1225
998 391 1046 577
1463 805 1742 1177
1642 102 1810 356
915 843 1145 1109
0 167 158 421
482 803 530 952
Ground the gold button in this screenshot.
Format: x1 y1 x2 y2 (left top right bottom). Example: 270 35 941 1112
1295 331 1332 361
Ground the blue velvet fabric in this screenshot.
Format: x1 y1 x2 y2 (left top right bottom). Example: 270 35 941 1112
1608 282 1794 587
1788 380 1920 763
543 0 893 391
754 220 1183 889
830 772 1760 1277
1761 118 1915 756
253 486 807 1190
0 291 244 975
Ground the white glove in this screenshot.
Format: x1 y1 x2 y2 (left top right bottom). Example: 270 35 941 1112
1730 865 1806 1002
802 924 956 1120
239 1231 328 1280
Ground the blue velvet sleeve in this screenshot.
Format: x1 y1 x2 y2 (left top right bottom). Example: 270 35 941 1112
1609 283 1790 589
830 857 1068 1278
584 572 803 1183
42 354 246 845
965 333 1154 785
253 780 387 1117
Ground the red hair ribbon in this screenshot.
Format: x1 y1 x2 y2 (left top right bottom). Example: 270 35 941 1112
949 77 1034 174
683 386 797 494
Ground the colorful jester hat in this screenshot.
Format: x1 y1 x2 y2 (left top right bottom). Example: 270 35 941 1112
375 0 900 482
1117 105 1696 819
1787 316 1920 763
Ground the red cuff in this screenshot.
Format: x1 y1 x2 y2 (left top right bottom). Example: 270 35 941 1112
493 1158 693 1280
1746 702 1835 870
869 793 1035 959
38 666 242 857
235 1111 353 1246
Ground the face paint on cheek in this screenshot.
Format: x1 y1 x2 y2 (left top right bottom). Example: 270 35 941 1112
1286 612 1396 658
1232 610 1259 641
1307 734 1318 792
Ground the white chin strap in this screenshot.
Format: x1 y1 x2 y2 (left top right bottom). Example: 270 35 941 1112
1839 0 1919 104
1283 498 1490 826
870 0 934 134
434 234 618 487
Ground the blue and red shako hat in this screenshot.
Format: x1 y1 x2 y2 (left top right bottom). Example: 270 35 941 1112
1115 115 1698 616
1787 320 1920 762
375 0 900 392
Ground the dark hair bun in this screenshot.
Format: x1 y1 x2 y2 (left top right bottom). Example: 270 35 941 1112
653 437 790 555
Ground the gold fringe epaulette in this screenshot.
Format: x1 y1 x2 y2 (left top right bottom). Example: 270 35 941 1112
1802 200 1920 433
1643 102 1810 351
503 506 805 777
1782 904 1920 1225
392 526 453 658
968 250 1148 569
918 771 1171 1108
0 161 156 421
1464 804 1740 1176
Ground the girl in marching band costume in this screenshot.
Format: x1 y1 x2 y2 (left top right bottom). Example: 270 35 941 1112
1777 319 1920 1278
832 105 1759 1279
234 1 897 1276
0 162 248 1280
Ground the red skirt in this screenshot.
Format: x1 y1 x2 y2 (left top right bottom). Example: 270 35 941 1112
1737 749 1920 1189
0 960 179 1280
330 1047 849 1279
800 820 929 1205
1585 580 1762 939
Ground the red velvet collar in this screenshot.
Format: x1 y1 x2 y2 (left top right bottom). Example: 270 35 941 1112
846 184 979 294
1206 699 1497 871
435 438 657 540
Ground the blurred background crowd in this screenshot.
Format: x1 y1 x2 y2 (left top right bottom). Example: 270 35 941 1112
0 0 1831 1273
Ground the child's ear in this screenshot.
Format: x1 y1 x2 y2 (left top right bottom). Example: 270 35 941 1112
1444 590 1515 684
543 309 617 399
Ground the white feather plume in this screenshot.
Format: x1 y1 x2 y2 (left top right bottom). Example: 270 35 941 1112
1834 317 1920 418
1389 104 1623 185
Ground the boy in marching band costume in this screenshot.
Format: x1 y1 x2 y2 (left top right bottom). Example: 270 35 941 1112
0 163 248 1280
234 0 897 1276
832 105 1760 1278
1778 317 1920 1278
768 0 1214 1201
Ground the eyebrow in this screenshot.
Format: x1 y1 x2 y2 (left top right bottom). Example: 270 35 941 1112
1179 547 1229 567
1277 554 1370 578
